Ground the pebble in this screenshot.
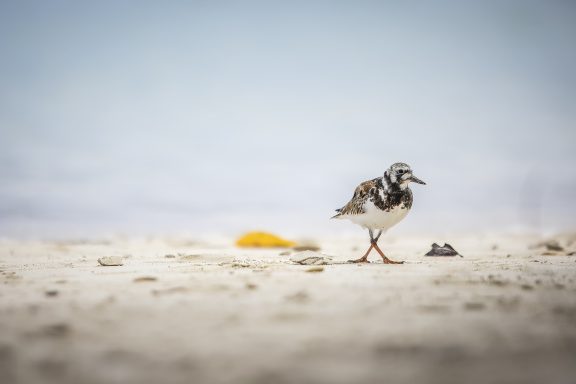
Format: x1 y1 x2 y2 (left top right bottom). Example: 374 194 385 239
531 239 564 252
97 256 124 266
290 251 333 265
133 276 157 282
45 290 59 297
425 243 463 257
293 245 321 252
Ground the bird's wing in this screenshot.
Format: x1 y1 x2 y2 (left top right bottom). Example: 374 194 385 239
332 178 379 218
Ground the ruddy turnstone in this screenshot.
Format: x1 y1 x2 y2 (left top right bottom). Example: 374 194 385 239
332 162 425 264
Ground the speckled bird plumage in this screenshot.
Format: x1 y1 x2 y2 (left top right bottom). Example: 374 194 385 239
332 162 426 264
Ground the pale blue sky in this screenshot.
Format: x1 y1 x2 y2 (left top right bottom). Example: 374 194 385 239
1 1 575 237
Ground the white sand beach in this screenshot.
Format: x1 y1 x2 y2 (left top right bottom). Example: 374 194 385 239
1 233 575 384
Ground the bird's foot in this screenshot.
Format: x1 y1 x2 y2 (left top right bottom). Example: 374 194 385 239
372 243 404 265
382 258 404 264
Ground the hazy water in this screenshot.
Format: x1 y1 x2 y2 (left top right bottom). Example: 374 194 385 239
1 1 575 238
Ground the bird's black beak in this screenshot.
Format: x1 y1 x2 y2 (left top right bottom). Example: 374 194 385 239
409 174 426 185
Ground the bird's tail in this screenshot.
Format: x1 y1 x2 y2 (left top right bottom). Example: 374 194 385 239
331 209 343 219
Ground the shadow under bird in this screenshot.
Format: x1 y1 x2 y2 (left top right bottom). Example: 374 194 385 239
332 162 426 264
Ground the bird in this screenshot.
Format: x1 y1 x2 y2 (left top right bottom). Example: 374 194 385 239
332 162 426 264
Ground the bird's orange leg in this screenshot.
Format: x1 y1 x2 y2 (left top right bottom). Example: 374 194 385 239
348 244 374 263
372 242 404 264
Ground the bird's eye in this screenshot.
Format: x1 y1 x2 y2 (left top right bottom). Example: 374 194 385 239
398 169 405 174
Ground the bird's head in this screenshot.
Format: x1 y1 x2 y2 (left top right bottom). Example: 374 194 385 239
386 162 426 189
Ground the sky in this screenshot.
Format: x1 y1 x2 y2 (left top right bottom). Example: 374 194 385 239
0 0 575 238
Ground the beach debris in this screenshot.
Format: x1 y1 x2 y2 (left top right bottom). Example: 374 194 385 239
530 239 564 252
541 251 564 256
97 256 124 266
133 276 157 283
425 243 463 257
290 251 333 265
236 231 296 248
219 259 251 268
245 283 258 290
529 237 576 255
292 244 321 252
230 261 251 268
306 266 324 273
218 257 266 268
45 290 59 297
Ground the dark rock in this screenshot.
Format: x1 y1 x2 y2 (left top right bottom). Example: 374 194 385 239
425 243 463 257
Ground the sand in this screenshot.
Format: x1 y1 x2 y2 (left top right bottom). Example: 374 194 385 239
0 233 575 384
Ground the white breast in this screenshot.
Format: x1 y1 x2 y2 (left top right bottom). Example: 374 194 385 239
347 201 410 230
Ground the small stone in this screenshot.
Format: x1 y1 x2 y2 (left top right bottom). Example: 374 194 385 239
544 241 564 251
245 283 258 290
293 245 321 252
531 239 564 252
305 266 324 273
520 284 534 291
290 251 333 265
45 290 59 297
425 243 463 257
97 256 123 266
230 262 251 268
133 276 157 282
164 254 176 258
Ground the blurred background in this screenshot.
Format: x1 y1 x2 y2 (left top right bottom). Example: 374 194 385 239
0 0 575 239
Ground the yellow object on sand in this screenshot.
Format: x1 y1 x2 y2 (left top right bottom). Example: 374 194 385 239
236 232 296 248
